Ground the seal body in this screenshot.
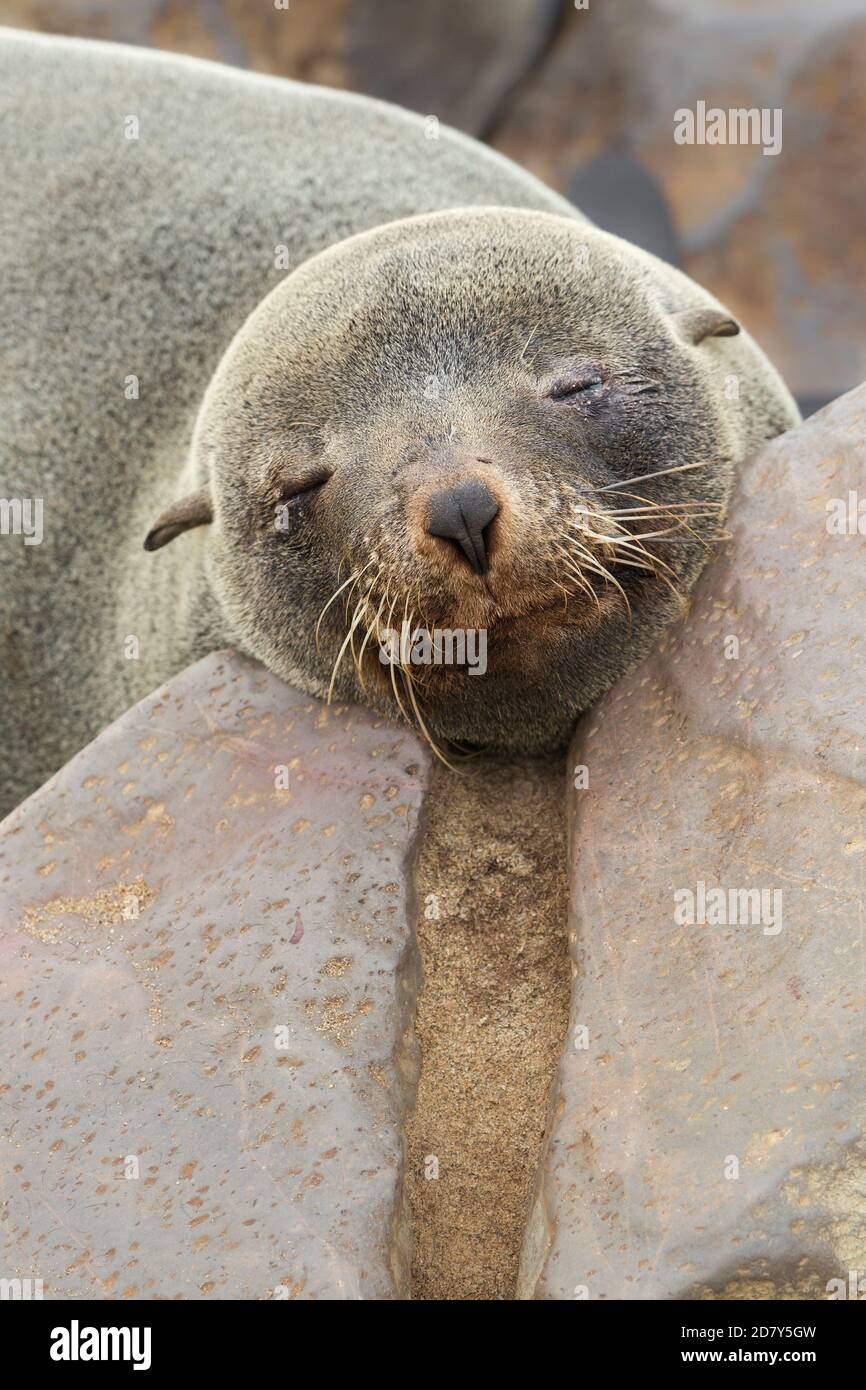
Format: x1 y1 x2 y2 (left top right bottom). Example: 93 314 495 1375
0 30 799 815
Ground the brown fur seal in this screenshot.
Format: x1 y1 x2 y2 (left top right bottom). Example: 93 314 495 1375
0 32 799 814
147 204 798 759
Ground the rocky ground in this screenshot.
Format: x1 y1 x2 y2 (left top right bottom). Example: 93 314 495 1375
3 391 865 1299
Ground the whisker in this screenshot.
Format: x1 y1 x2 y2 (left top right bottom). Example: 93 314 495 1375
327 597 368 703
585 530 678 579
569 538 633 627
315 562 371 652
519 321 542 362
592 503 724 519
355 589 385 688
569 516 673 564
554 543 600 607
584 459 717 493
402 653 458 771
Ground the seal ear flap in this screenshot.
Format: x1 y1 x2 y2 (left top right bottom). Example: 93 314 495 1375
143 486 213 551
676 306 741 345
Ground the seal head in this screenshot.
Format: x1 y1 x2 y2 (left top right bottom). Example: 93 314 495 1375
146 208 798 754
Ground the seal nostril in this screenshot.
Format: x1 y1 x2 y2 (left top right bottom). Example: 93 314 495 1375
425 478 499 576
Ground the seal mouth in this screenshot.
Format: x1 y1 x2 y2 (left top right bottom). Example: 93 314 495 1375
487 588 620 636
318 547 652 700
334 582 620 705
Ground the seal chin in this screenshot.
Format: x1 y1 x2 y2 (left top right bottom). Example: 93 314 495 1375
428 566 625 636
361 580 617 702
488 589 619 637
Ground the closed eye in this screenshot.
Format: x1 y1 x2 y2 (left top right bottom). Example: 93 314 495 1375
549 372 606 401
278 467 331 504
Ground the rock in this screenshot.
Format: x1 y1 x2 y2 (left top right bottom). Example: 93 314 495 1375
520 385 866 1300
568 150 680 266
406 757 571 1301
0 651 429 1300
346 0 562 136
493 0 866 403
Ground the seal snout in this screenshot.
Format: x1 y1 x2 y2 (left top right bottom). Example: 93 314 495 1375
425 477 499 576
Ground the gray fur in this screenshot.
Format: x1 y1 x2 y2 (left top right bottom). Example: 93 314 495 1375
0 30 799 815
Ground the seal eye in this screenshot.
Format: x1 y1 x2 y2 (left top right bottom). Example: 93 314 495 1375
278 468 331 506
549 372 606 402
270 468 331 533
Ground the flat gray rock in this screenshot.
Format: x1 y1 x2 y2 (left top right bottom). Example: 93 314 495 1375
0 651 429 1299
521 386 866 1300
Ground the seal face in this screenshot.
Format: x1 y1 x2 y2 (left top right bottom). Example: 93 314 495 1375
147 207 798 755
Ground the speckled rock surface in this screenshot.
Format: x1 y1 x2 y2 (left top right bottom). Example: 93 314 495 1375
520 385 866 1300
0 651 429 1299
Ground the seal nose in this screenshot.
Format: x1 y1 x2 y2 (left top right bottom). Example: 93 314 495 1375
425 478 499 576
